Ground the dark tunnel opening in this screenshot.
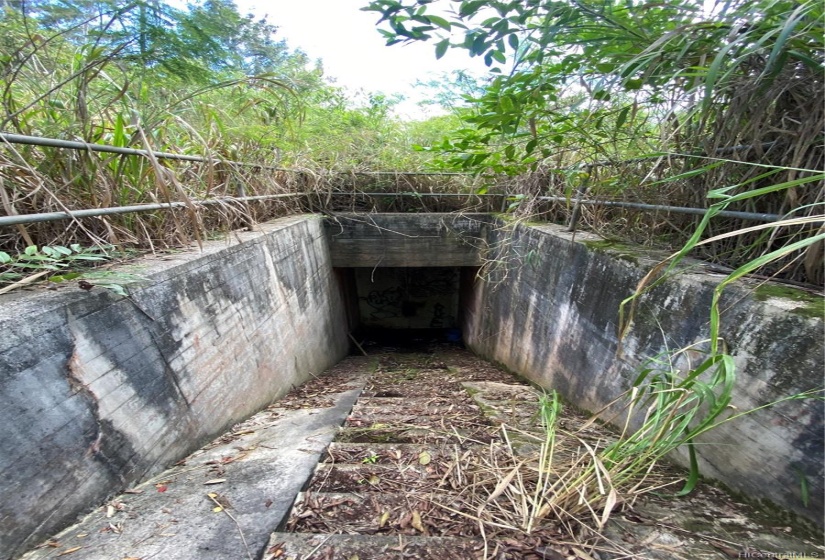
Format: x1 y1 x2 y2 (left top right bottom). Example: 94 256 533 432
334 266 480 352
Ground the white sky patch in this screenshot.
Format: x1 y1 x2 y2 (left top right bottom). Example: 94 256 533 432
235 0 489 118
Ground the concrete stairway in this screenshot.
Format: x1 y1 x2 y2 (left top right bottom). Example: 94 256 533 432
263 350 823 560
263 353 501 559
18 348 822 559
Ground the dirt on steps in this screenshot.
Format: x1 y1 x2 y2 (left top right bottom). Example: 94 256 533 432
22 347 821 559
265 347 823 560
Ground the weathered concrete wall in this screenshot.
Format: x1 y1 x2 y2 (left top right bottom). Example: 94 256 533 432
325 213 490 267
463 221 824 523
0 216 350 558
355 267 460 329
3 211 822 555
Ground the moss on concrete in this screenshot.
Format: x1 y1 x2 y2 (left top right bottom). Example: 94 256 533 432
703 477 823 541
580 239 641 265
753 284 824 320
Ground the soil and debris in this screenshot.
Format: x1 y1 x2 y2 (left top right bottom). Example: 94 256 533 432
265 346 823 560
19 346 822 559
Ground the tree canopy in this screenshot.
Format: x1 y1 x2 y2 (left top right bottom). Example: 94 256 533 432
364 0 824 283
365 0 823 173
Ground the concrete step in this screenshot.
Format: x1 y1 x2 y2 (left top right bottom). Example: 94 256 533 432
283 492 479 538
307 463 453 493
323 441 495 465
262 533 485 560
345 412 492 431
352 395 484 415
360 383 473 399
336 422 498 445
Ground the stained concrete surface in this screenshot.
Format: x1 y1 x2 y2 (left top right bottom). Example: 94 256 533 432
324 212 491 267
3 212 823 555
0 216 350 558
463 220 824 523
12 343 823 560
18 366 366 560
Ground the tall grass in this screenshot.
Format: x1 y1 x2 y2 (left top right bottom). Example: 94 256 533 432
0 1 468 260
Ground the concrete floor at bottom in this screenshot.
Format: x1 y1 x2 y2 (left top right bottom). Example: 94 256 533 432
20 347 823 560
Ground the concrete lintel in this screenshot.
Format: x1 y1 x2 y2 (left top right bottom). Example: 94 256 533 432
324 213 492 267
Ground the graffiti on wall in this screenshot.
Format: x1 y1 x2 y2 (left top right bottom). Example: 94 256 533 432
356 268 459 329
364 287 403 319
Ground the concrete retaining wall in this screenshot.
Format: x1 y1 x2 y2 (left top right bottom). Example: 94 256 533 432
2 212 822 555
463 221 824 523
0 216 350 558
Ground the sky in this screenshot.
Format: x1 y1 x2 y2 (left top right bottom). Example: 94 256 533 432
234 0 488 118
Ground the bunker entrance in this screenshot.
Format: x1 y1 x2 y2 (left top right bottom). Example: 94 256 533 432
337 266 479 350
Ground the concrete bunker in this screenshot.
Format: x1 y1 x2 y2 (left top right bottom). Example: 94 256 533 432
325 213 488 348
0 213 822 558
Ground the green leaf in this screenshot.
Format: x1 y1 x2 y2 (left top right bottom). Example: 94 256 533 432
427 15 451 30
53 272 82 281
459 0 485 18
0 251 10 264
435 39 449 60
24 245 38 256
652 161 727 184
100 283 128 297
66 255 107 261
113 113 127 148
525 138 538 155
623 79 643 90
42 246 59 258
471 34 487 56
507 33 519 51
615 106 630 130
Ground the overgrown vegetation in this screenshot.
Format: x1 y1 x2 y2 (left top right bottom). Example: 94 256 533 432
4 0 821 287
361 0 824 543
0 243 138 295
0 0 466 262
366 0 824 286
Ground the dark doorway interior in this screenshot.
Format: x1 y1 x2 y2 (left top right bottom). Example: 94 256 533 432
337 267 478 351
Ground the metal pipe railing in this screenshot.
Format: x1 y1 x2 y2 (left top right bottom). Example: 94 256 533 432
3 191 814 227
330 193 811 223
0 194 302 227
0 133 471 175
574 142 780 170
1 132 777 174
0 133 813 227
0 132 280 168
537 196 789 222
